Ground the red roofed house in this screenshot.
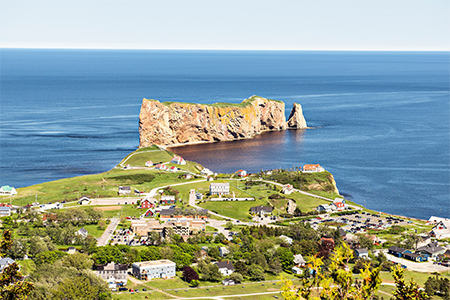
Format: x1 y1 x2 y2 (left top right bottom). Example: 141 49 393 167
145 161 153 167
171 156 186 165
155 164 167 171
331 198 346 211
236 170 247 177
169 166 178 172
141 199 156 209
302 164 325 173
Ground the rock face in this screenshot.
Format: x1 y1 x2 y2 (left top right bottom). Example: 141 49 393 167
287 103 307 129
139 95 306 147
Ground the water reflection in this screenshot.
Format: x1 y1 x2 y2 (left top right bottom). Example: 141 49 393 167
168 129 306 173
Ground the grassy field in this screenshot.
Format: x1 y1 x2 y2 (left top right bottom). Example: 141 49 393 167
81 223 105 238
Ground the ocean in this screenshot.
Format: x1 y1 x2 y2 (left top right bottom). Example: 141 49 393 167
0 49 448 219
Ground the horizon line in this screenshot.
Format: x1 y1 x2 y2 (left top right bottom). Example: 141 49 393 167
1 46 449 52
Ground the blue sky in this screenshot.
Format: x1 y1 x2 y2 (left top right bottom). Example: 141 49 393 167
1 0 449 50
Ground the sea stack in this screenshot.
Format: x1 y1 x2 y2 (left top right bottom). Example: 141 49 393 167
139 95 307 148
287 103 307 129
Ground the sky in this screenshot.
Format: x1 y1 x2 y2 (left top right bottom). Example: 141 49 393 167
0 0 449 51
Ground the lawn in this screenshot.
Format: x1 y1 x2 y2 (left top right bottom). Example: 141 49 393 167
118 145 174 167
81 223 105 238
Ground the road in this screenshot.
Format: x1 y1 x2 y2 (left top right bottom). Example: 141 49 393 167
97 218 119 246
385 252 450 273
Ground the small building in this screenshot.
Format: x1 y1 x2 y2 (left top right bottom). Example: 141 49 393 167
430 220 450 239
155 164 167 171
354 248 369 259
66 247 77 255
78 196 91 205
294 254 306 267
0 257 15 272
141 199 156 209
331 198 346 211
302 164 325 173
0 186 17 196
96 261 128 285
76 227 89 238
169 166 178 172
132 260 176 280
416 242 446 258
215 261 234 276
145 161 153 167
183 173 193 180
250 205 273 216
210 183 230 195
279 235 293 245
0 207 11 217
118 186 131 195
171 156 186 165
160 195 176 205
143 209 156 218
201 168 213 176
219 246 229 257
388 246 407 258
236 169 247 177
403 252 427 262
292 266 303 275
222 278 235 286
286 199 297 214
160 209 176 218
282 184 294 195
316 204 333 213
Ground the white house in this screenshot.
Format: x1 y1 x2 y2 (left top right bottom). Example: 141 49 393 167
0 186 17 196
171 156 186 165
294 254 306 267
78 196 91 205
354 248 369 259
76 227 89 238
201 168 214 176
118 186 131 195
145 161 153 167
219 246 229 257
132 260 176 280
155 164 168 171
236 169 247 177
292 266 303 275
0 207 11 217
302 164 325 173
96 262 128 285
316 204 333 213
331 198 346 211
215 261 234 276
279 235 293 245
210 183 230 195
431 220 450 239
0 257 16 272
282 184 294 195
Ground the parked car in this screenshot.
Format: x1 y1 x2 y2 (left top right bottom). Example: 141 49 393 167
118 287 128 291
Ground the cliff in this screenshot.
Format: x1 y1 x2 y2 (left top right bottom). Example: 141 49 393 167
139 95 306 147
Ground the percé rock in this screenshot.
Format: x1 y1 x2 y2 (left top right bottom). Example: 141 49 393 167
287 103 307 129
139 95 307 148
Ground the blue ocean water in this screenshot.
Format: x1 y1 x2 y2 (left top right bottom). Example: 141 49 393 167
0 49 449 219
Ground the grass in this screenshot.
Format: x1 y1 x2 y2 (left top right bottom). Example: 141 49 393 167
118 146 174 167
17 259 36 276
81 223 105 238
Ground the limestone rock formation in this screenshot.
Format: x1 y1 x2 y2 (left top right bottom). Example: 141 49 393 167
139 96 306 148
287 103 307 129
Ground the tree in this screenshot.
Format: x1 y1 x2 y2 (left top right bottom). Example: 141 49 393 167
357 234 374 250
208 246 221 260
276 247 294 270
226 221 234 230
230 272 244 284
353 258 372 274
248 264 265 281
0 230 34 300
391 264 429 300
182 266 199 282
35 250 67 266
282 243 382 300
51 276 107 300
190 279 200 287
268 258 283 275
61 253 93 270
233 261 248 277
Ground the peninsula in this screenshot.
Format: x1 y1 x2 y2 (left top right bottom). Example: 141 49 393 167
139 95 307 147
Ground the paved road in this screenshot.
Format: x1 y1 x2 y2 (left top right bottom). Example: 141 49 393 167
97 218 120 246
385 252 449 273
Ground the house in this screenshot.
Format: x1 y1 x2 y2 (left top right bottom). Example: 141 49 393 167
403 252 427 262
279 235 293 245
78 196 91 205
183 173 193 180
210 183 230 195
132 260 176 280
219 246 229 257
354 248 369 259
292 266 303 275
160 209 176 218
145 161 153 167
331 198 346 211
222 278 235 286
0 207 11 216
155 164 167 171
171 156 186 165
416 242 446 258
427 216 450 225
169 166 178 172
201 168 213 176
96 261 128 285
143 209 156 218
430 220 450 239
76 227 89 238
443 249 450 258
0 185 17 195
0 257 15 272
294 254 306 267
207 176 214 181
66 247 77 255
282 184 294 195
316 204 333 213
286 199 297 214
160 195 176 205
215 261 234 276
141 199 156 209
302 164 325 173
118 186 131 195
131 219 162 236
236 169 247 177
388 246 407 257
250 205 273 216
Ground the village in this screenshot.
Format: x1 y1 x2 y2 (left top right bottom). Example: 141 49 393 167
1 146 449 300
